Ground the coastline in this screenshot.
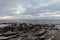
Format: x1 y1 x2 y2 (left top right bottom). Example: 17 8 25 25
0 23 59 40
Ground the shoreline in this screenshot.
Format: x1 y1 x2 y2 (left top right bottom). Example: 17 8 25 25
0 23 59 40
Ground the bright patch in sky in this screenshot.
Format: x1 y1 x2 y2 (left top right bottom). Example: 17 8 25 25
0 16 12 19
13 4 26 14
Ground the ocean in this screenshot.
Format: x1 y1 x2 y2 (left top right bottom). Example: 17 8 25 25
0 19 60 24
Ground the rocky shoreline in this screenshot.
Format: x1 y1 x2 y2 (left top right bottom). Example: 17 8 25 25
0 23 59 40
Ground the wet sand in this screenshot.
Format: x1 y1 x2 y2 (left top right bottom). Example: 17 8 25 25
55 30 60 40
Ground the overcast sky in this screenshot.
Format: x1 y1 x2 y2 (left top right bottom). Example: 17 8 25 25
0 0 60 20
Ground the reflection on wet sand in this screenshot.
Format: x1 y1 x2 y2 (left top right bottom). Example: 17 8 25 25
54 30 60 40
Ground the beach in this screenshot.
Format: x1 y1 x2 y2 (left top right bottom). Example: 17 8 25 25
0 23 58 40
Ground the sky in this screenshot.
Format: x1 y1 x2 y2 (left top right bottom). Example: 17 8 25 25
0 0 60 20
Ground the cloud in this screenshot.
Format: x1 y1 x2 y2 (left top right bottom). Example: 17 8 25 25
12 5 26 14
1 11 60 20
38 11 60 17
0 16 13 19
0 0 60 20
